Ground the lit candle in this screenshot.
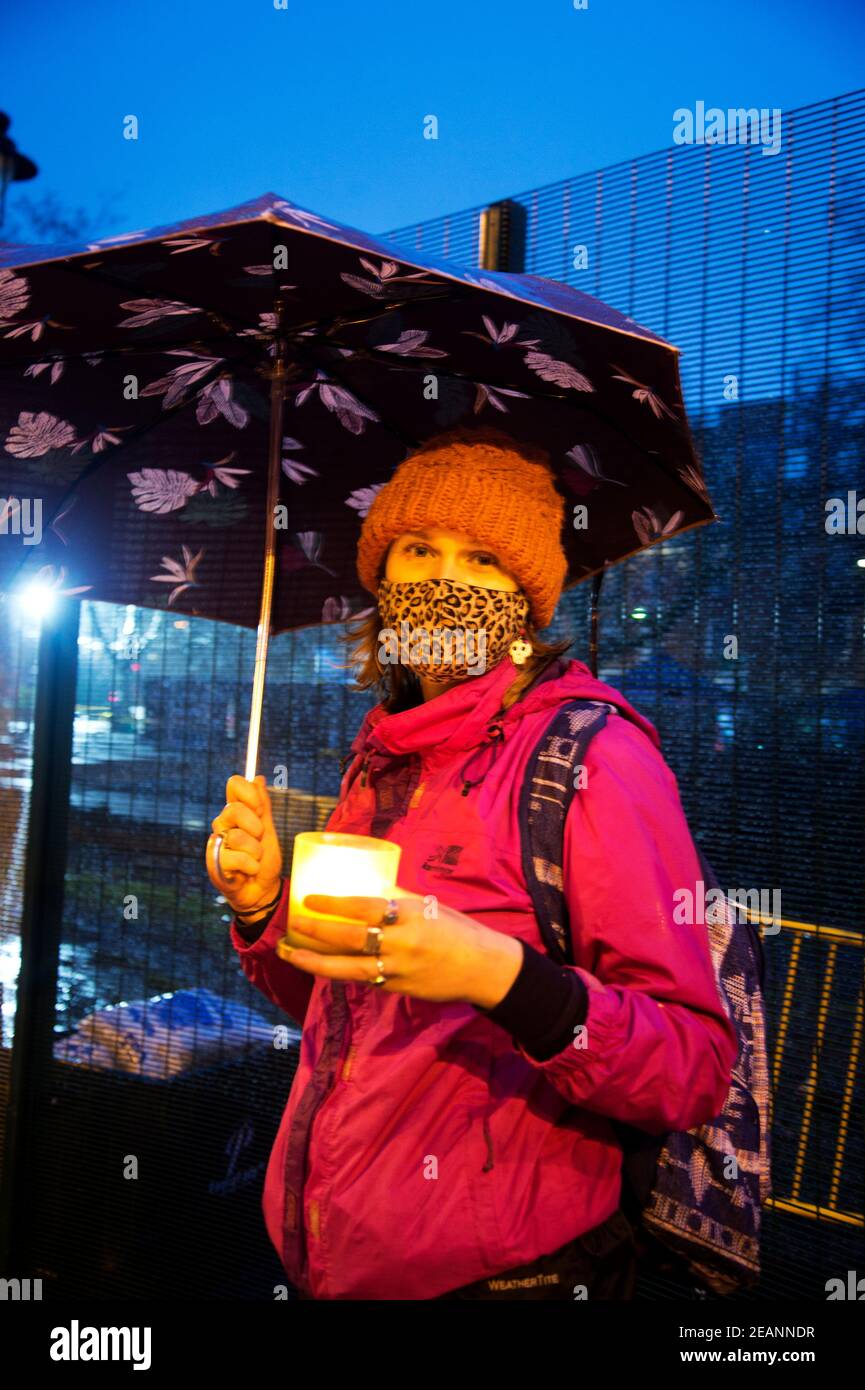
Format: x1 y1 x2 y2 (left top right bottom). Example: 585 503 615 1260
277 832 402 958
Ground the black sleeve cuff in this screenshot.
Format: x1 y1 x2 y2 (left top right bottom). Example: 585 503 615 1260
234 911 276 944
233 881 285 944
473 940 589 1061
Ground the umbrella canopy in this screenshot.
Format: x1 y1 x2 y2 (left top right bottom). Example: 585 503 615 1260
0 191 717 634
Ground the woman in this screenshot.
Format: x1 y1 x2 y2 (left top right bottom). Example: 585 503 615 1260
207 426 738 1301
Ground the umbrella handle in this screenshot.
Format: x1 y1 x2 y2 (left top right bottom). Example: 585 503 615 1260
206 831 241 895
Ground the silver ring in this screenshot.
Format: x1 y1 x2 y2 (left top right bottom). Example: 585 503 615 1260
362 924 383 956
367 900 398 981
371 957 387 987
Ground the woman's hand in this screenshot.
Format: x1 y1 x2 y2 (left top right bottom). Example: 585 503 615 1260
285 893 524 1008
207 774 283 916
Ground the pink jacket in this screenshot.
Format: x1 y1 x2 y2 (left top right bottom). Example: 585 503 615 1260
231 654 738 1300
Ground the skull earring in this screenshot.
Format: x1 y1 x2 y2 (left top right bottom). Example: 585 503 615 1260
509 630 534 667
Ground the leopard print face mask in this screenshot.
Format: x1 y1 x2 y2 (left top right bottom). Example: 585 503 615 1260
376 577 530 682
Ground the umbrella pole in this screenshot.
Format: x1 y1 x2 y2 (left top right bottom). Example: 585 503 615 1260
207 297 287 892
243 296 288 781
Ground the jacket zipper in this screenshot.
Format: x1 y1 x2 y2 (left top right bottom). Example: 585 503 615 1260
482 1115 495 1171
296 993 376 1289
482 1053 496 1171
294 754 421 1288
288 983 352 1290
342 1043 358 1082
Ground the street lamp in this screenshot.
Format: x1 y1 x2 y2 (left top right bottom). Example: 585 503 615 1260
0 112 38 229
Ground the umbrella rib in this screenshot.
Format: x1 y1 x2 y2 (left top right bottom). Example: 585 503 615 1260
2 329 698 511
0 333 258 373
0 238 467 372
269 293 693 476
4 255 674 469
267 291 646 458
279 329 707 518
278 331 423 455
300 340 673 471
0 286 466 374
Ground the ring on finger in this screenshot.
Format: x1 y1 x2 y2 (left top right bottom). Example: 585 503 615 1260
361 924 383 956
362 899 399 955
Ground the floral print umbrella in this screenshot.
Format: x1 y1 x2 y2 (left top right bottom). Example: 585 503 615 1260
0 191 717 642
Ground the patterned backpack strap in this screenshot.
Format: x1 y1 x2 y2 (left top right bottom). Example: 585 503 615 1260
517 698 617 965
641 843 773 1294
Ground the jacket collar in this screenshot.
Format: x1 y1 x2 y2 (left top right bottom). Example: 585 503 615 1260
355 653 519 759
350 652 661 762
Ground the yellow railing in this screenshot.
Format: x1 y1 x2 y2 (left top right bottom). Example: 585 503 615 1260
744 913 863 1228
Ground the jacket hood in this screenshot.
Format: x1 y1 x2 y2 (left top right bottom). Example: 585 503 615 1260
350 653 661 764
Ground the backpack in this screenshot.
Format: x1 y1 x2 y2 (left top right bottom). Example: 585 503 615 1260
518 697 772 1297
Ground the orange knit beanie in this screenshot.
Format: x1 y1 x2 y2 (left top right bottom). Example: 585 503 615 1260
356 426 568 629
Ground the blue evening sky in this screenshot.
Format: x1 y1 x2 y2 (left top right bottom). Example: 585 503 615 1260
2 0 863 244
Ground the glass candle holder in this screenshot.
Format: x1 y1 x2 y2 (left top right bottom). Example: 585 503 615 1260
277 831 401 959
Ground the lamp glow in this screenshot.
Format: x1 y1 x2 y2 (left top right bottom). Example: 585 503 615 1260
16 581 56 620
278 832 401 958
